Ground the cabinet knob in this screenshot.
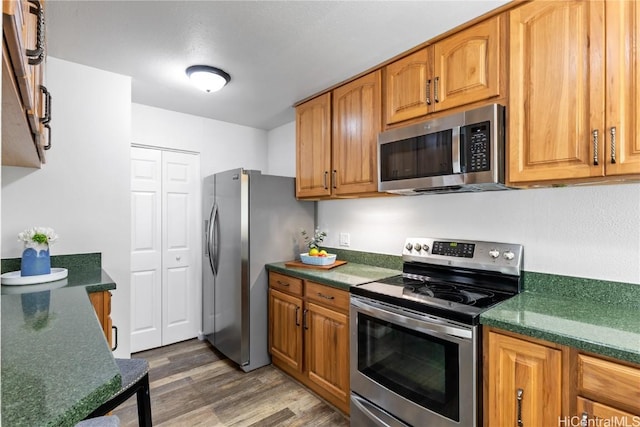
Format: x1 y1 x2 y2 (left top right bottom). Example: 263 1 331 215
580 412 588 427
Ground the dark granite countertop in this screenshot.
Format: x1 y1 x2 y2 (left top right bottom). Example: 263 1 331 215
1 253 121 426
266 261 400 291
1 287 121 426
481 272 640 365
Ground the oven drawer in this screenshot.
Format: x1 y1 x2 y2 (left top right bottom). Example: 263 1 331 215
305 281 349 312
269 272 303 296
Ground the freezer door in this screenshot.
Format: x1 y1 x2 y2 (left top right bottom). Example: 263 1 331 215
213 168 249 366
202 175 216 338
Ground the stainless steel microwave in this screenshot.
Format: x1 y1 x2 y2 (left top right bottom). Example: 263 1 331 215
378 104 507 195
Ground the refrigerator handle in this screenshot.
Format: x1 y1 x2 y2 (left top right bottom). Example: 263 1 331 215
207 203 219 276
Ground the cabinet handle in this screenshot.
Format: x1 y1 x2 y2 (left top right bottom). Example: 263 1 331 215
295 306 300 327
26 0 45 65
516 388 523 427
43 124 51 151
111 325 118 351
277 280 290 287
317 292 335 300
39 85 51 124
580 412 588 427
593 130 599 166
323 171 328 190
303 309 309 330
610 127 616 164
426 79 431 105
434 77 440 103
332 170 337 189
40 85 52 150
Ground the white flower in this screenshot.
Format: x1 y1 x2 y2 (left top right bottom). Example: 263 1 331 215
18 227 58 249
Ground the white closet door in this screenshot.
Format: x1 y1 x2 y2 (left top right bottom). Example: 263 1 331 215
161 150 201 345
130 147 163 352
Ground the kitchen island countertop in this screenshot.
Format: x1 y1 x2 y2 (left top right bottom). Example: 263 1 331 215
266 261 400 291
1 268 120 426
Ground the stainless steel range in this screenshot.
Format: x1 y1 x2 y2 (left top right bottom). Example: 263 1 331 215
350 237 523 427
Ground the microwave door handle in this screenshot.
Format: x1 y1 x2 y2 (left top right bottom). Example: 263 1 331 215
452 126 461 174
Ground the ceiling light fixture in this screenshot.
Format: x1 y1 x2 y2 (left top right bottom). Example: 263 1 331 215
186 65 231 93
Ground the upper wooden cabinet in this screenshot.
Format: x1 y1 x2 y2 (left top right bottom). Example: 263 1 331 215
508 0 640 185
296 93 332 198
385 14 504 126
296 71 381 199
332 70 381 196
384 48 431 124
2 0 50 168
604 0 640 177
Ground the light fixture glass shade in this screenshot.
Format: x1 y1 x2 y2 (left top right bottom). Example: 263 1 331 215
186 65 230 93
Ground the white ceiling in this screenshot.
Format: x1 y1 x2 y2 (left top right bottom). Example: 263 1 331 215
46 0 509 131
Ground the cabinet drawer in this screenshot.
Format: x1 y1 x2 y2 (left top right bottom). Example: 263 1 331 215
269 272 303 296
305 281 349 312
578 354 640 412
577 396 639 425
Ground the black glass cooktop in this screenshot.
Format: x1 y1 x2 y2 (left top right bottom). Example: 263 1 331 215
351 272 519 325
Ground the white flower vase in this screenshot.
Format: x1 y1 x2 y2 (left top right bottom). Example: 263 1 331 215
20 243 51 276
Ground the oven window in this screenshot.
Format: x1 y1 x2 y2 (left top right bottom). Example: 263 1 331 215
356 312 460 421
379 130 453 182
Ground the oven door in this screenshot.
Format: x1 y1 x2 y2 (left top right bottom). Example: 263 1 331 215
350 295 478 427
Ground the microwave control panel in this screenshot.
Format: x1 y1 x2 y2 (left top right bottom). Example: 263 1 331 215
462 121 490 173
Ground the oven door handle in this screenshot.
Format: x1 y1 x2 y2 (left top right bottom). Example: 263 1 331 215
351 297 472 340
351 393 411 427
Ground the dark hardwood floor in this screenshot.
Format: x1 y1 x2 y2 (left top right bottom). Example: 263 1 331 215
112 339 350 426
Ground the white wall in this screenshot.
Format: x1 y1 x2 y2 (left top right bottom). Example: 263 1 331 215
266 121 640 285
132 104 268 178
266 121 296 177
1 57 133 356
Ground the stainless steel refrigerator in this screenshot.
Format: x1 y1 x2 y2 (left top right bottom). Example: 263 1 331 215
202 168 314 372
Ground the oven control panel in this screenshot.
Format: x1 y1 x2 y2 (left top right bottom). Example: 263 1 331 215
402 237 523 275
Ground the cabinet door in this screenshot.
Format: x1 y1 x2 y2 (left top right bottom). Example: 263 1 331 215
433 14 503 112
269 289 303 373
486 331 562 427
332 70 381 195
305 301 349 409
384 48 431 125
296 93 332 198
89 291 113 349
605 1 640 176
508 1 606 184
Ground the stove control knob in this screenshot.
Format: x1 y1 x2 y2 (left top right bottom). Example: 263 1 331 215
503 251 515 261
405 243 413 251
422 245 429 253
414 243 422 251
489 249 500 259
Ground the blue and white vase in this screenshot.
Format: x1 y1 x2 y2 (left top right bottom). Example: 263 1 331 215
20 243 51 276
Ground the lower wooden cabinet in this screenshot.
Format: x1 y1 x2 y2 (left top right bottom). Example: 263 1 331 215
484 329 563 427
268 272 350 414
484 327 640 427
89 290 113 349
576 353 640 424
